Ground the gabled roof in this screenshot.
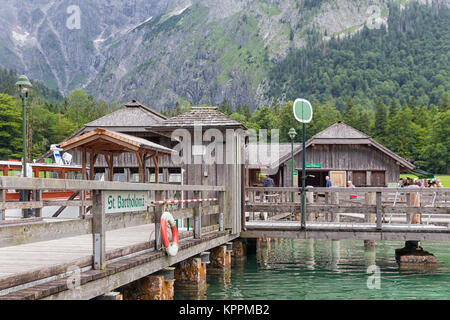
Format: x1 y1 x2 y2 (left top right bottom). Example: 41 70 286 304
277 122 415 170
148 107 245 130
84 100 167 129
246 143 301 169
59 128 174 156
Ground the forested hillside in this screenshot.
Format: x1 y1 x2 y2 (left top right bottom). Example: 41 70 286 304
266 2 450 111
0 69 117 160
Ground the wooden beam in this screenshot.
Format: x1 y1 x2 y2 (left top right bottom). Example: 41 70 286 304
154 191 163 250
135 152 144 183
92 190 106 270
153 154 159 184
81 148 87 180
89 152 98 181
0 189 5 220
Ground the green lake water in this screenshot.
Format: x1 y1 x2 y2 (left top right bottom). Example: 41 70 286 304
175 239 450 300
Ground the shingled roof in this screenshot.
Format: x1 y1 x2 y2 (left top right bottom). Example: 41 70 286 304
246 143 301 169
277 122 415 170
148 107 245 130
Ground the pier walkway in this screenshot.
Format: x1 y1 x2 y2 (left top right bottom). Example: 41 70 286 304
243 187 450 241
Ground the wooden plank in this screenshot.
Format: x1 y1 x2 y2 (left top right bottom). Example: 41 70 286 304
44 199 93 207
0 177 226 192
34 190 42 218
376 191 382 229
193 191 202 239
41 233 237 300
92 190 106 270
0 201 43 210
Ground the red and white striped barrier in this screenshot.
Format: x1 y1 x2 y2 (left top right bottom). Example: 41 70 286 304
150 198 218 205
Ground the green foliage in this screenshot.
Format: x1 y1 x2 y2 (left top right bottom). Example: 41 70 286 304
267 2 450 110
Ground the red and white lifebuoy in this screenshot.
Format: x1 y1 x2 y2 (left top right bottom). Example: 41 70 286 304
160 212 179 256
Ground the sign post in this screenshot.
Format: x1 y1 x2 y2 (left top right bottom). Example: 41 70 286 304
293 99 313 229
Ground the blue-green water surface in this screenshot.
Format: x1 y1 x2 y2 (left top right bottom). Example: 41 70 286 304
177 239 450 300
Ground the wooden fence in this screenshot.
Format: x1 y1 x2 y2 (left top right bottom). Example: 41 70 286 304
0 177 235 271
245 186 450 227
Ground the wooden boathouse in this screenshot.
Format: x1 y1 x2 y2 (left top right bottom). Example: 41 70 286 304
249 122 415 188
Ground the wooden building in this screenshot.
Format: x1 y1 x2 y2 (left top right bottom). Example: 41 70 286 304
44 100 180 183
245 142 300 187
247 122 415 188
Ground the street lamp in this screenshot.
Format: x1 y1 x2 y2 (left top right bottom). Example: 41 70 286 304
15 75 32 218
288 128 297 202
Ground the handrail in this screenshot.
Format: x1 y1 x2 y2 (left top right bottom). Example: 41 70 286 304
0 177 226 192
246 186 450 194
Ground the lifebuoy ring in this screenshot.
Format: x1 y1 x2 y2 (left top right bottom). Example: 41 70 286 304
160 212 179 256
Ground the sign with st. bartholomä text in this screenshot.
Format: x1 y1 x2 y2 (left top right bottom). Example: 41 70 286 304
104 191 148 214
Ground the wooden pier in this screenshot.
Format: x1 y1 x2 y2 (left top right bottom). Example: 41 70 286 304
0 177 239 300
243 186 450 240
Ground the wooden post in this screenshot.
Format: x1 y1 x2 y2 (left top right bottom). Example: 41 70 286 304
376 191 382 230
92 190 106 270
34 190 42 218
136 152 144 183
330 191 339 222
154 190 163 250
1 189 5 221
194 191 202 239
153 156 159 184
81 149 88 219
89 152 98 181
81 148 87 180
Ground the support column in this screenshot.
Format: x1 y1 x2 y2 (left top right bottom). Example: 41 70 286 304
208 245 231 269
93 292 123 300
1 189 6 221
395 187 436 267
364 192 376 248
120 271 175 300
174 257 207 299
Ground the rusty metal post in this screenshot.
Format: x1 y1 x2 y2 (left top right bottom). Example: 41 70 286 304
154 190 163 250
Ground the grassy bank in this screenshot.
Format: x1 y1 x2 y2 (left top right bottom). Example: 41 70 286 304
400 174 450 187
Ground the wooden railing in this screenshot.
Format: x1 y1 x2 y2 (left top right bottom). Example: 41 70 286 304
245 186 450 226
0 177 233 271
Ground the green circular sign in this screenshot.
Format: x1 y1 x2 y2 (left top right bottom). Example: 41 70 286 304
293 98 313 123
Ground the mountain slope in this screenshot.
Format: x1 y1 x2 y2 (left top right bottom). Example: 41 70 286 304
0 0 448 110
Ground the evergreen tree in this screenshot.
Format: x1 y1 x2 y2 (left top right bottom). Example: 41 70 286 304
389 98 399 117
0 94 22 159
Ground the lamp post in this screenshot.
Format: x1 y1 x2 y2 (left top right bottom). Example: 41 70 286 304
15 75 33 218
288 128 297 202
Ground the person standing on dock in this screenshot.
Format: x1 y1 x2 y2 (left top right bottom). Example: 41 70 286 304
19 158 34 217
263 174 274 202
325 176 332 188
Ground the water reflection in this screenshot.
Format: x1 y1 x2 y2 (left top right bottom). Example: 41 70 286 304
197 239 450 300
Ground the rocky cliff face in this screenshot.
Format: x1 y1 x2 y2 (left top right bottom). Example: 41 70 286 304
0 0 448 110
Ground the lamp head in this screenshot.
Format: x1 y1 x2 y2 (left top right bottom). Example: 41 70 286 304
15 75 33 94
288 128 297 139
